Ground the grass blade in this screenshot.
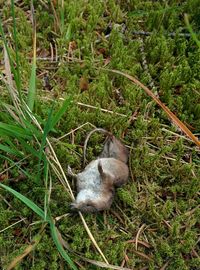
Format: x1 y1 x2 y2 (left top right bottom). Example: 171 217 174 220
65 23 72 41
0 143 23 157
11 0 21 95
50 97 72 129
37 105 54 181
27 3 36 111
184 14 200 48
106 69 200 148
0 183 45 220
50 223 78 270
0 122 32 139
17 137 39 158
60 0 64 34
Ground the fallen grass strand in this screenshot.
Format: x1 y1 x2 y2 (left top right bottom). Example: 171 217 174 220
0 218 26 233
77 102 128 117
135 224 146 250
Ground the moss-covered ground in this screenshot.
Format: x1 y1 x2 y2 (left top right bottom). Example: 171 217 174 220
0 1 200 269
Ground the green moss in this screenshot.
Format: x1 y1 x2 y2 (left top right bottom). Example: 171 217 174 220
0 0 200 269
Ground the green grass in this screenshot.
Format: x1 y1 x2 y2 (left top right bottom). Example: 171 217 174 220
0 1 200 269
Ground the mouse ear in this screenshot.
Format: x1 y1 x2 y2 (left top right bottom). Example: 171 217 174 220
98 160 104 178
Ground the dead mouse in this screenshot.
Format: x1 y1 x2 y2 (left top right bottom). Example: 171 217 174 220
68 128 129 213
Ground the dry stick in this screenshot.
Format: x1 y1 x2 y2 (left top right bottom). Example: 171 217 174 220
126 239 151 249
0 218 26 233
57 122 96 141
105 69 200 149
77 102 128 117
0 156 29 176
160 260 170 270
132 249 153 261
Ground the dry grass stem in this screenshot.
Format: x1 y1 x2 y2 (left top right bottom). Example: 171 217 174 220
77 102 128 117
135 224 146 250
0 218 26 233
57 122 96 141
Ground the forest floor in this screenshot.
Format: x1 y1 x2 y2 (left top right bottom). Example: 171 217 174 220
0 1 200 270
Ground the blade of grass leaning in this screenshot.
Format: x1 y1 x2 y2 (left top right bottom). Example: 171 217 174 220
184 14 200 48
44 159 51 221
65 23 72 41
0 183 46 219
60 0 64 34
105 69 200 148
50 97 72 128
3 37 22 113
50 221 78 270
17 137 40 158
0 122 32 139
0 154 31 179
11 0 21 95
0 143 23 157
27 3 36 111
0 183 78 270
0 74 23 117
37 105 55 181
0 103 20 124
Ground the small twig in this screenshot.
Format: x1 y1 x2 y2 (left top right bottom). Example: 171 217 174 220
49 42 54 62
162 220 172 229
132 31 192 38
184 205 200 217
55 213 70 222
135 224 146 250
160 260 170 270
132 249 153 261
126 239 151 249
56 122 96 141
77 102 128 117
0 156 29 176
0 218 26 233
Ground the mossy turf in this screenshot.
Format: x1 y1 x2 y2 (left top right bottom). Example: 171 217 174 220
0 1 200 269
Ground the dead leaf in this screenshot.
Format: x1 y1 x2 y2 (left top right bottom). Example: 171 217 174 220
0 174 8 181
69 41 77 51
79 76 89 92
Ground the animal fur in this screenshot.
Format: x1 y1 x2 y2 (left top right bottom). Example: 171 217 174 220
68 129 129 213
